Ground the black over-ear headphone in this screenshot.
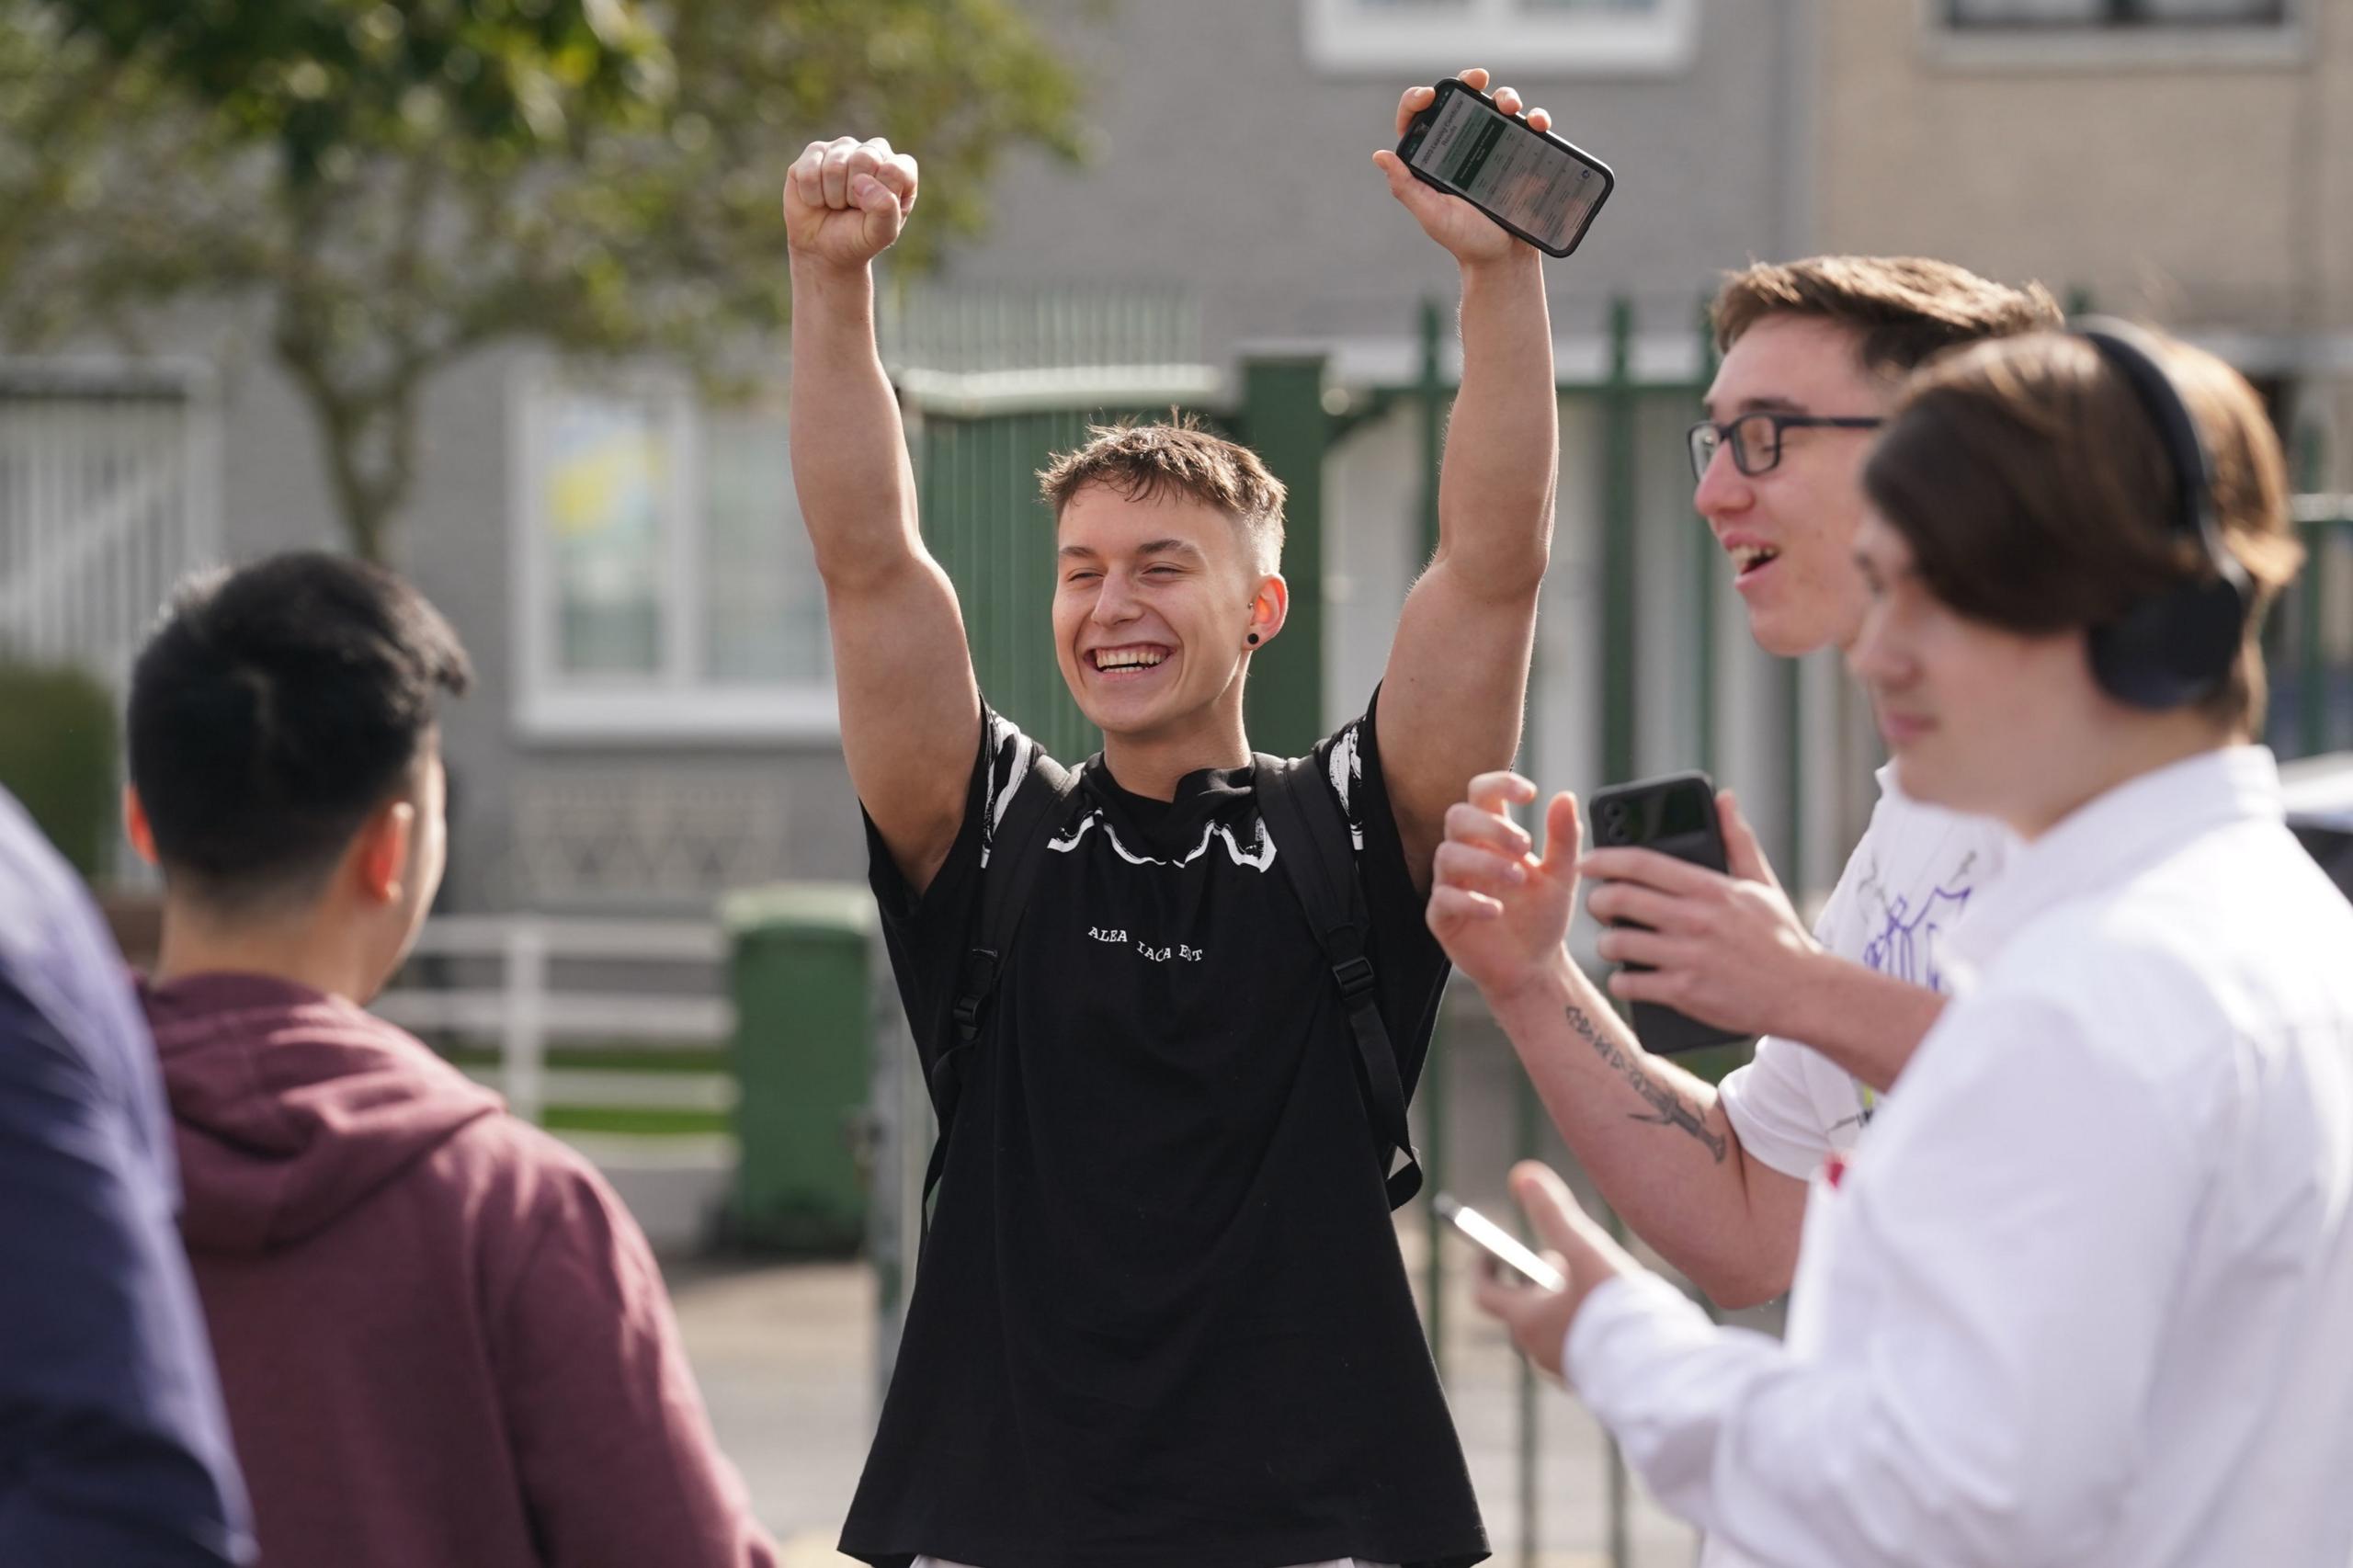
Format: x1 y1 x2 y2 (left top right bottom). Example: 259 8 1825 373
2075 317 2252 710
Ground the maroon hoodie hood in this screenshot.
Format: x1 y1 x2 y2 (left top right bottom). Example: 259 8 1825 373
141 972 502 1255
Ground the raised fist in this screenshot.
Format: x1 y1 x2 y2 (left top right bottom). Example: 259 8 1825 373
784 136 920 272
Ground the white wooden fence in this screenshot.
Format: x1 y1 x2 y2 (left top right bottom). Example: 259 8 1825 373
372 915 733 1126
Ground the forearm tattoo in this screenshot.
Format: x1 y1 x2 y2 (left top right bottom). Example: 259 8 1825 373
1563 1001 1728 1164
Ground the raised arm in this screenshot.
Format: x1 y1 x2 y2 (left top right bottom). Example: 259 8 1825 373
1429 777 1810 1308
1369 73 1559 889
786 137 981 895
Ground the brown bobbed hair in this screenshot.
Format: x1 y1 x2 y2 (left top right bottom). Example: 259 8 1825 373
1714 256 2064 377
1039 415 1287 578
1861 330 2302 731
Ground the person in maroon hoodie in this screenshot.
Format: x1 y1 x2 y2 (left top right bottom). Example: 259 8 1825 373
119 551 779 1568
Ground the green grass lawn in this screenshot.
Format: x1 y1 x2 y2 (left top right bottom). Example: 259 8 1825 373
427 1042 737 1137
541 1105 733 1137
438 1043 732 1075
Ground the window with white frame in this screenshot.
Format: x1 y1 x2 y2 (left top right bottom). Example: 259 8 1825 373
1945 0 2286 26
1302 0 1698 75
514 370 835 741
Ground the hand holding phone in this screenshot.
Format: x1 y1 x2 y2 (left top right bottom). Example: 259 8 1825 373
1586 771 1747 1055
1392 76 1614 258
1435 1192 1565 1292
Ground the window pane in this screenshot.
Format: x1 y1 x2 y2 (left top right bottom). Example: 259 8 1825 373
1306 0 1693 73
700 406 829 685
2136 0 2283 19
1950 0 2105 20
543 392 666 676
1949 0 2282 20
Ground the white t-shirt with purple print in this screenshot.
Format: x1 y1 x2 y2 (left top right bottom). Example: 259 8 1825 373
1717 765 2009 1181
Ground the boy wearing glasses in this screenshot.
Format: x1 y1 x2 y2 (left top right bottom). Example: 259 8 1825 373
1444 260 2063 1313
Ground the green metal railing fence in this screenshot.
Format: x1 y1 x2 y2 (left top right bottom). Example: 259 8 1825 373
2282 491 2353 759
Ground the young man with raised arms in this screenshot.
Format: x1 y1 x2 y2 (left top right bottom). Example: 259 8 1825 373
788 70 1556 1568
1432 261 2062 1311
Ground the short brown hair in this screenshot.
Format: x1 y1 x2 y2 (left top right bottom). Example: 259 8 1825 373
1038 416 1287 576
1861 330 2302 731
1713 256 2064 378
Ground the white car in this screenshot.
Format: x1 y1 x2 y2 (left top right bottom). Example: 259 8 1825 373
2280 751 2353 901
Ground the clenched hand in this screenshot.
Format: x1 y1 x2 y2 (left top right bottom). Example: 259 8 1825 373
784 136 921 273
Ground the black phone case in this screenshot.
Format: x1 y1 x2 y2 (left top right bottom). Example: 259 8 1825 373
1586 770 1748 1056
1393 77 1616 258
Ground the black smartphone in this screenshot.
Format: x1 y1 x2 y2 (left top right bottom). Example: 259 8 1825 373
1433 1193 1563 1291
1394 77 1615 258
1586 770 1747 1056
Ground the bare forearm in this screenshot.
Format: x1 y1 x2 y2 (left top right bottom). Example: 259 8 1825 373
1371 254 1554 866
1489 958 1796 1305
1779 953 1947 1096
787 259 924 588
785 255 978 874
1437 253 1555 584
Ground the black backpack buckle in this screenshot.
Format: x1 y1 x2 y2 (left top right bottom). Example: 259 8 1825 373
1331 953 1377 1003
952 948 1001 1039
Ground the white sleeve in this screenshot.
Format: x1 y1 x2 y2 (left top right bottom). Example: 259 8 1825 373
1716 837 1878 1179
1715 1034 1841 1181
1567 993 2203 1568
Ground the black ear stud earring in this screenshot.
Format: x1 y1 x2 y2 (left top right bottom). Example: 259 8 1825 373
1246 633 1260 646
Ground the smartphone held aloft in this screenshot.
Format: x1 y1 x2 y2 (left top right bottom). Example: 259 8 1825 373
1395 77 1615 257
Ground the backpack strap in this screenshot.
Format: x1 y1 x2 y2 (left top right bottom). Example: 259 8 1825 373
922 758 1077 1243
1252 752 1424 1211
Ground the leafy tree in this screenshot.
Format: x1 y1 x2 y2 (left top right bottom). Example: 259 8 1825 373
0 0 1087 563
44 0 669 184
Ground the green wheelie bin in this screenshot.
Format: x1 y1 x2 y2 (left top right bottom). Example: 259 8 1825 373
722 882 886 1253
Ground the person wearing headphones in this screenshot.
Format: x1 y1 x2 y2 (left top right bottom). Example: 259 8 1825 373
1439 323 2353 1565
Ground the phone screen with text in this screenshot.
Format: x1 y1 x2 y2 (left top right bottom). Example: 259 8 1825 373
1406 88 1606 253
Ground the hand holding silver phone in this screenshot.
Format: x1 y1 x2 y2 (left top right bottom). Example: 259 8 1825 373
1434 1192 1565 1292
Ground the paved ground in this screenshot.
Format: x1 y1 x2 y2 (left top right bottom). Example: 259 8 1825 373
669 1252 1706 1568
664 1000 1769 1566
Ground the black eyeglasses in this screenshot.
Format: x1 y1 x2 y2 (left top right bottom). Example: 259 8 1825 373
1687 413 1885 483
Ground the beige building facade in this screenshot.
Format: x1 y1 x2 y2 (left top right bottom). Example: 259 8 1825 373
1813 0 2353 481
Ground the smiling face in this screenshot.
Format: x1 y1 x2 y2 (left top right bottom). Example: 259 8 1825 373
1847 511 2100 828
1052 483 1283 747
1695 314 1900 658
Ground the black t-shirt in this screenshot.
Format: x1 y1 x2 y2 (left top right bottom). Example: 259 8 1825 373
840 695 1486 1568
